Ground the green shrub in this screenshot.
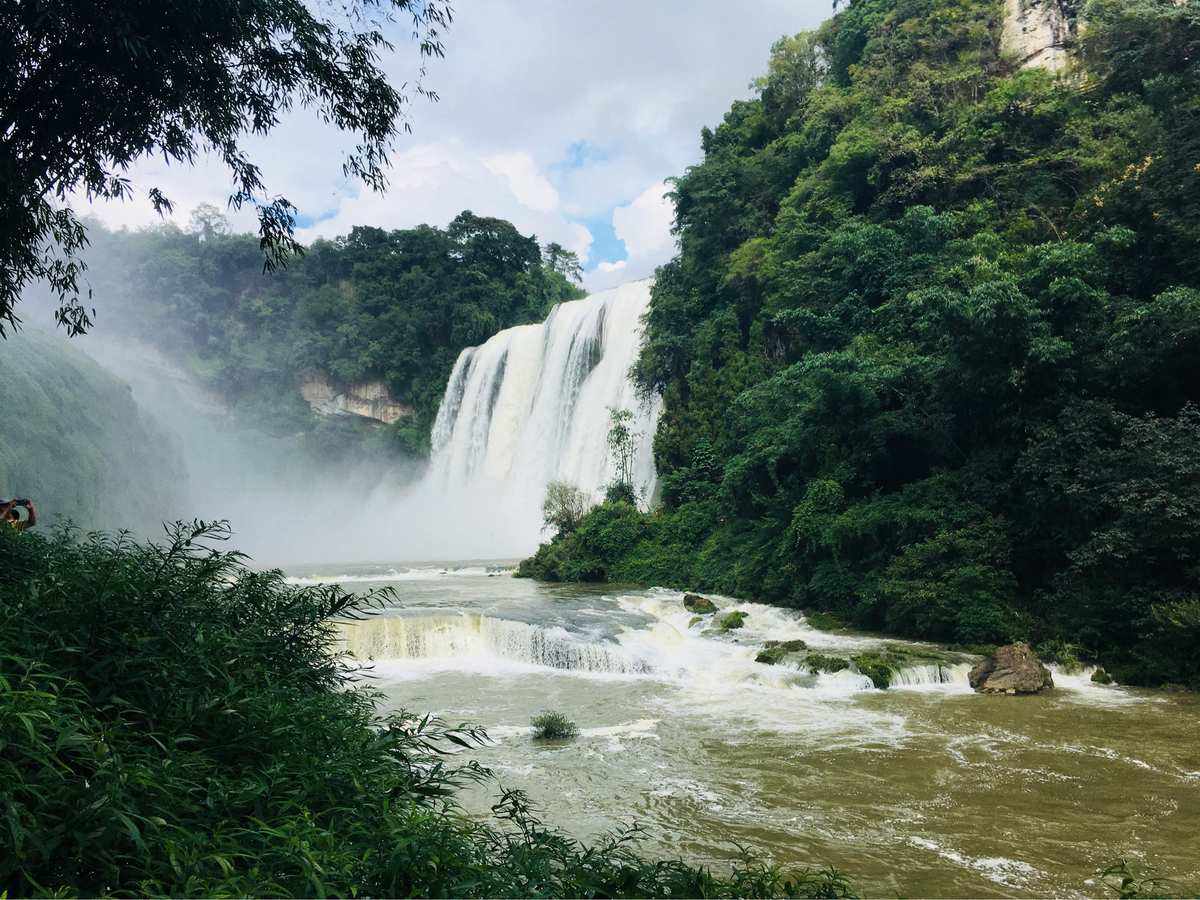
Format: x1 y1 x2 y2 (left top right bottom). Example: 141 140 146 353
804 612 846 632
0 524 852 898
531 710 579 740
1037 639 1085 674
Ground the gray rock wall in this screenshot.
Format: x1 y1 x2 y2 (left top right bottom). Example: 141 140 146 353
300 373 412 424
1001 0 1077 72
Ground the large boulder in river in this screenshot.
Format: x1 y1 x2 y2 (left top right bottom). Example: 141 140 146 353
683 594 718 614
969 643 1053 694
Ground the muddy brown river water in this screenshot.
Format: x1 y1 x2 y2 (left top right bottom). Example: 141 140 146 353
288 562 1200 898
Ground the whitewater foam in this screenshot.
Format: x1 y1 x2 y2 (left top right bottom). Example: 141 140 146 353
338 613 650 676
287 565 511 585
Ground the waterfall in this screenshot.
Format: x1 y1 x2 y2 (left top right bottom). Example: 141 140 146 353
429 279 660 503
890 662 974 688
338 614 651 675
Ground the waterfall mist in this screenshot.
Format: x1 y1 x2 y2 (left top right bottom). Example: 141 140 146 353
73 337 426 565
52 279 659 565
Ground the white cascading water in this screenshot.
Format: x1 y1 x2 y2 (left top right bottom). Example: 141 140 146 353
890 662 974 689
338 613 650 675
429 279 660 505
336 591 978 696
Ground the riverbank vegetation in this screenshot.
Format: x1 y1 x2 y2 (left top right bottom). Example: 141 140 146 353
520 0 1200 690
71 213 583 454
0 523 852 897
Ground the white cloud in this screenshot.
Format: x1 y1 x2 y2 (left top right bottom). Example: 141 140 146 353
584 181 675 291
614 181 675 261
296 140 593 262
77 0 832 288
484 152 559 213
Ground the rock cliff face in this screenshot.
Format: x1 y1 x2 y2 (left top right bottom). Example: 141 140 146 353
300 374 411 425
1001 0 1077 72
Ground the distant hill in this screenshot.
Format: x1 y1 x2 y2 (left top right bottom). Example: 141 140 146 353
0 329 183 533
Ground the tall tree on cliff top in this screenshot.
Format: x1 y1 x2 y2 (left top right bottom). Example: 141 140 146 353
0 0 452 337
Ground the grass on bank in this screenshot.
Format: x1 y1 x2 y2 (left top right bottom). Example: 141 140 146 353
0 522 853 898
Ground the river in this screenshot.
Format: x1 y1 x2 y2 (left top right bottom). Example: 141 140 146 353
286 561 1200 898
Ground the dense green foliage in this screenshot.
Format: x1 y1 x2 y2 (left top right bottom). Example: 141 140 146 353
0 523 853 897
80 212 583 453
531 710 580 740
0 329 182 531
522 0 1200 689
1 0 449 336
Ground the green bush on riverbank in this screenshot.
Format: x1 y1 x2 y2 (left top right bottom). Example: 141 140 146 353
521 0 1200 691
0 524 852 897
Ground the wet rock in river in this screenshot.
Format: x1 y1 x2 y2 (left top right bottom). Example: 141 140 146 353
969 642 1053 694
755 639 808 665
683 594 718 614
718 610 748 631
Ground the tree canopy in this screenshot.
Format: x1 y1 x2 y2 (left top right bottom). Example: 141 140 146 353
522 0 1200 689
77 210 584 455
0 0 451 336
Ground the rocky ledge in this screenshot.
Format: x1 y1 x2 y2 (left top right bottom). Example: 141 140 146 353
300 373 412 424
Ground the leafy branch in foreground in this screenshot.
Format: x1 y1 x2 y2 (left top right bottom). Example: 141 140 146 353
0 0 452 337
0 521 852 897
1099 859 1183 899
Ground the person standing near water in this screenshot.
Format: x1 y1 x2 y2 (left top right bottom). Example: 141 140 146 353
0 498 37 532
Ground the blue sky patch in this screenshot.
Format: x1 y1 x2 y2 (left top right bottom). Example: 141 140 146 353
553 140 611 173
579 214 626 269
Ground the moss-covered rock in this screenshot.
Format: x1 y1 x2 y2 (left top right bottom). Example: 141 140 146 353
718 610 748 630
683 594 718 614
804 653 850 674
850 653 894 689
687 616 702 628
754 639 808 665
1091 667 1114 685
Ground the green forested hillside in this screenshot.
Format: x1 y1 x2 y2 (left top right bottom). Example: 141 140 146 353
79 211 584 453
0 330 182 531
521 0 1200 688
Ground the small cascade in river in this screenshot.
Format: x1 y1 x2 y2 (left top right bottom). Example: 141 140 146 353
338 614 651 675
890 662 974 688
429 280 660 503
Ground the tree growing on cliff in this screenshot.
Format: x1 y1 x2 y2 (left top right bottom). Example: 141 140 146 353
606 407 640 505
542 481 592 535
0 0 452 337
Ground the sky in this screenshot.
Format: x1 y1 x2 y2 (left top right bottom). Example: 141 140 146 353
82 1 830 292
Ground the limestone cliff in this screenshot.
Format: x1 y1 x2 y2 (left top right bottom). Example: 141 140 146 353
1001 0 1078 72
300 373 411 425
